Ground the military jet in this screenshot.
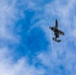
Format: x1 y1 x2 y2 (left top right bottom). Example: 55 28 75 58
49 19 64 42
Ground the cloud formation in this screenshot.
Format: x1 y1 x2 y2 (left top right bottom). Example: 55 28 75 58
0 0 76 75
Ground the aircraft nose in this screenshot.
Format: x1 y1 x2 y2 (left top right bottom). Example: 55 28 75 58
49 27 53 30
51 27 53 30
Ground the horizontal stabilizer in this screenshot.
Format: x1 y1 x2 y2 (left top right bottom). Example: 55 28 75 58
56 40 61 42
53 37 61 42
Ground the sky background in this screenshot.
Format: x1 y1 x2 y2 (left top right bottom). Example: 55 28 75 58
0 0 76 75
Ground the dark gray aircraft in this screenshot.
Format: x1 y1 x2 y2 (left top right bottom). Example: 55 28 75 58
49 19 64 42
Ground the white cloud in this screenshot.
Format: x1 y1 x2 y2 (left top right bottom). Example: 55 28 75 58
0 0 20 44
0 0 76 75
0 0 46 75
0 57 45 75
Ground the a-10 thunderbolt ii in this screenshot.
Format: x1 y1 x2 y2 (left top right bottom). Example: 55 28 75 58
49 19 64 42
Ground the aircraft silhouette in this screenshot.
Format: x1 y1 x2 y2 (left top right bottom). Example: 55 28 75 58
49 19 64 42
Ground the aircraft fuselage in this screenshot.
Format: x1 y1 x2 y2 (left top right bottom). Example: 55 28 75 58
50 27 59 35
49 19 64 42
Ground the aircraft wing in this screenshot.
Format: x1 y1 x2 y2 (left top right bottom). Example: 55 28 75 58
58 30 64 35
55 19 58 29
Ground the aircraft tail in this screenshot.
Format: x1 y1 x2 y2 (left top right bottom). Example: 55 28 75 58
56 40 61 42
53 37 61 42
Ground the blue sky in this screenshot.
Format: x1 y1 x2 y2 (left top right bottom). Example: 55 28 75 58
0 0 76 75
